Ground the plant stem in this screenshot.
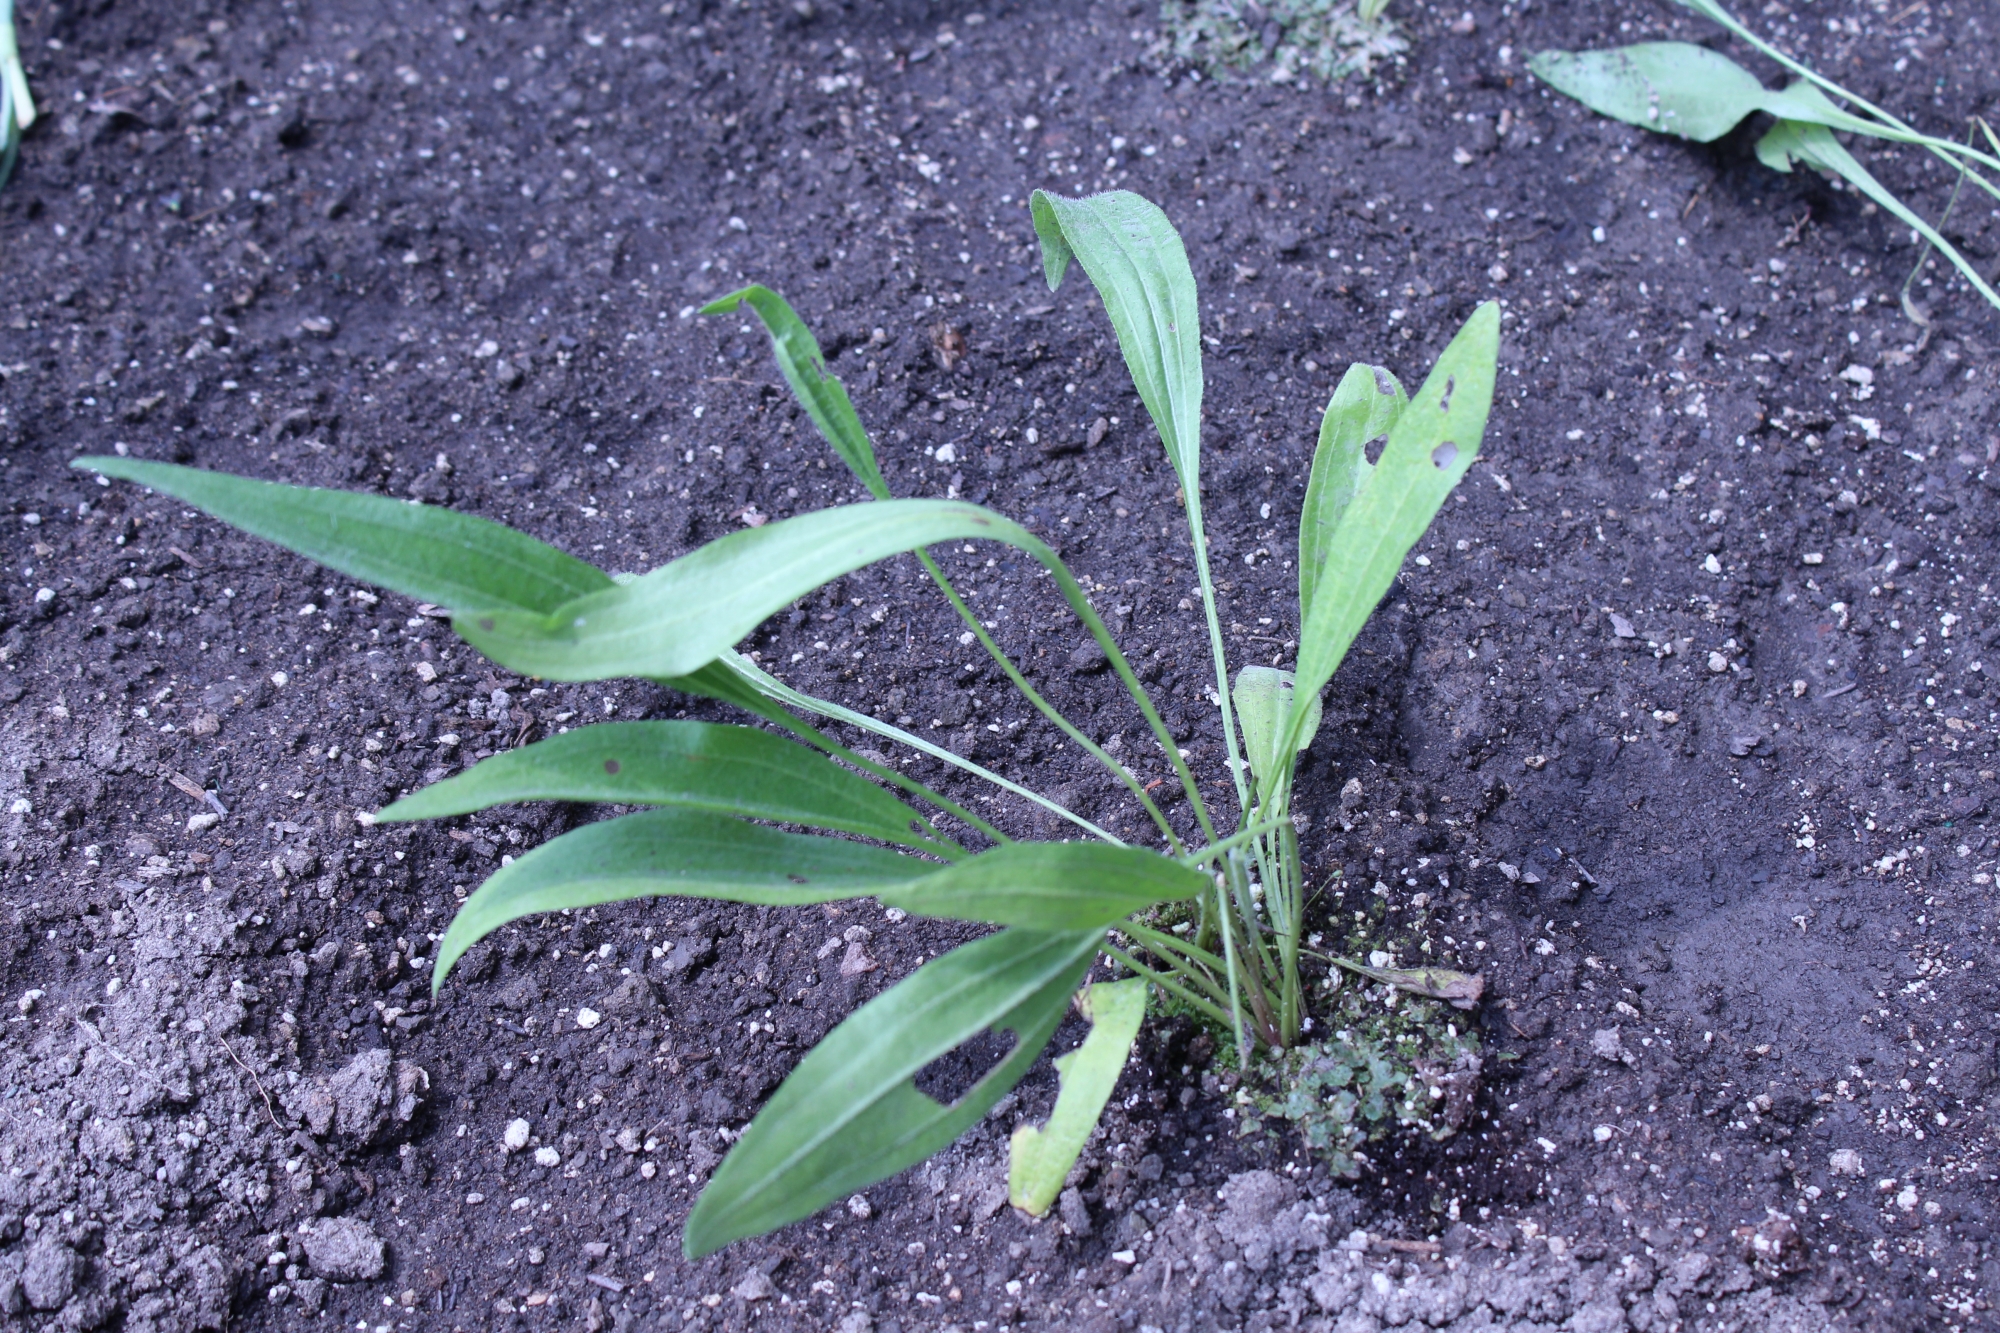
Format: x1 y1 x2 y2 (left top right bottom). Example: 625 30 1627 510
1103 946 1233 1030
1180 815 1292 867
914 550 1185 853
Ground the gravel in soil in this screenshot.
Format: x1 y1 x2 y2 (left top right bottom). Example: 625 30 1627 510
1 0 1997 1330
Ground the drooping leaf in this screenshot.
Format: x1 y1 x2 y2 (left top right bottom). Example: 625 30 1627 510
1756 117 2000 310
73 457 611 615
1231 667 1323 793
1008 977 1148 1216
377 721 937 849
684 927 1100 1257
455 500 1045 681
433 808 932 989
1526 42 1774 142
1332 959 1485 1010
1300 363 1406 622
1529 42 1891 141
882 842 1205 931
1030 191 1204 493
1288 304 1499 754
702 286 890 500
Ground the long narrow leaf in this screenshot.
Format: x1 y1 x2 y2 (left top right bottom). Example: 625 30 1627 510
1008 977 1148 1215
433 808 932 989
74 457 611 615
456 500 1042 681
685 927 1099 1257
702 286 891 500
1300 364 1405 622
1287 304 1499 753
1757 118 2000 311
377 721 937 849
1031 189 1246 828
882 842 1205 931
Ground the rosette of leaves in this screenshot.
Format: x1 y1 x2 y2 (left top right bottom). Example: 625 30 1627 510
79 187 1496 1255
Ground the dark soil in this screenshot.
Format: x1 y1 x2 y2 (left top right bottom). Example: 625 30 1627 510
2 0 1998 1330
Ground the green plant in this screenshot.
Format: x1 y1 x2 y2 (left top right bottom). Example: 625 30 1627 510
1156 0 1408 86
78 188 1496 1256
1530 0 2000 317
0 0 35 188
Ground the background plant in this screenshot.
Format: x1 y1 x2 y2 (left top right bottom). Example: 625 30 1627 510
1 0 35 188
1531 0 2000 318
80 188 1495 1256
1156 0 1407 85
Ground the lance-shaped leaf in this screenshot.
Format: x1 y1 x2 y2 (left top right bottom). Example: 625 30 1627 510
433 808 932 989
377 721 939 850
1332 959 1485 1010
702 285 890 500
455 500 1046 682
1231 667 1323 792
1009 977 1148 1216
1530 39 1970 147
1300 364 1406 622
73 457 610 615
882 843 1205 931
684 927 1100 1257
1 0 33 188
1030 190 1203 491
1756 117 2000 310
1287 304 1499 755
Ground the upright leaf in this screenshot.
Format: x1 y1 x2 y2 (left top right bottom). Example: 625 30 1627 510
1288 304 1499 753
432 808 932 989
455 500 1047 681
1756 118 2000 310
1232 667 1323 793
882 842 1205 931
684 928 1100 1257
74 457 610 615
378 721 938 850
1300 364 1405 621
1008 977 1149 1216
1030 191 1204 491
702 286 890 500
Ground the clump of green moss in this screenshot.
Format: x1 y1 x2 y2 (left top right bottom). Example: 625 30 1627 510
1241 991 1481 1177
1155 0 1408 86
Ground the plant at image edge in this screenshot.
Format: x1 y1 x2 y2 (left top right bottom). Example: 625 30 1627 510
1 0 37 188
78 189 1498 1257
1530 0 2000 317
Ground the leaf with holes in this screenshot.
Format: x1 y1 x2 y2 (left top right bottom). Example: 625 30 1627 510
684 927 1100 1257
377 721 942 852
1300 363 1407 623
1008 977 1149 1216
71 457 610 615
432 808 933 990
1287 303 1498 754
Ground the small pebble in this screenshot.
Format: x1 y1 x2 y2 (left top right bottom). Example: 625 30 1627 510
575 1007 602 1029
503 1119 531 1153
533 1146 560 1168
847 1194 872 1219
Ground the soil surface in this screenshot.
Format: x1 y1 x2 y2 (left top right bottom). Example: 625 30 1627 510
2 0 1998 1330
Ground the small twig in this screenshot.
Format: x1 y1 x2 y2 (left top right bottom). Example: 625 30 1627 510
1887 0 1928 24
1818 682 1858 700
221 1037 282 1127
1682 182 1709 220
1778 208 1813 248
